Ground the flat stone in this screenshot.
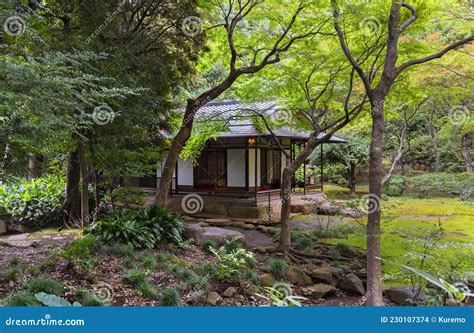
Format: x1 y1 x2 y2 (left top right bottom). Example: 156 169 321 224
183 224 204 243
302 283 336 299
223 287 237 298
231 222 247 228
187 290 206 306
260 274 276 287
244 285 259 296
201 227 245 247
204 218 232 224
206 291 222 306
7 233 30 241
387 286 427 305
309 267 334 285
198 222 209 227
182 216 196 222
286 266 313 286
338 273 365 295
242 224 255 230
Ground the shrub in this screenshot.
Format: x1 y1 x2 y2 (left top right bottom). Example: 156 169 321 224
4 291 40 306
112 188 147 206
405 172 474 197
160 287 181 306
384 174 405 196
62 236 95 263
267 258 288 279
10 255 21 266
100 243 134 257
88 213 156 249
4 266 22 282
25 277 64 296
224 237 243 253
140 252 157 271
295 235 314 251
210 247 255 281
87 207 184 249
138 282 159 300
75 289 107 306
122 269 149 286
185 274 209 291
0 175 65 228
335 243 355 256
203 240 217 253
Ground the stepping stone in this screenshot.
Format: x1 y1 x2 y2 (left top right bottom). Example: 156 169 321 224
201 227 245 247
7 233 30 241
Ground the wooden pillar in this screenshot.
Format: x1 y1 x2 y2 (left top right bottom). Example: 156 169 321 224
254 137 258 207
320 143 324 192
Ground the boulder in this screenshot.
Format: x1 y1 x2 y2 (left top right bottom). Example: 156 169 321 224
200 227 245 247
338 273 365 295
387 286 427 306
339 208 366 218
0 218 7 235
308 267 334 285
259 274 276 287
223 287 237 298
286 266 313 286
187 290 207 306
7 223 29 233
231 222 247 228
242 224 255 230
206 291 222 306
183 223 204 243
302 283 336 299
244 284 259 296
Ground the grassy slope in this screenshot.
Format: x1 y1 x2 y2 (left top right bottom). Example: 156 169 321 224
322 185 474 285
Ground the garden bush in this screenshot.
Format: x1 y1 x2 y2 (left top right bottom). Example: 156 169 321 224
404 172 474 197
210 247 255 281
122 269 149 287
160 287 181 306
267 258 288 279
112 187 147 206
25 277 64 296
4 291 41 306
383 174 405 196
0 175 65 228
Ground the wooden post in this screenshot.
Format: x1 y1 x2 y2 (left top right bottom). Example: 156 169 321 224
320 143 324 192
254 137 258 207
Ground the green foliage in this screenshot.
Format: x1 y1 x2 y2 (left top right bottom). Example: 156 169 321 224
4 266 22 282
0 175 64 227
62 236 95 263
75 289 107 306
112 188 147 206
100 243 134 257
384 175 406 196
138 282 160 300
294 234 314 252
267 259 288 280
256 286 307 307
25 277 64 296
160 287 181 306
203 240 217 253
209 247 255 281
185 274 210 292
87 207 184 249
224 237 243 253
310 224 364 239
35 292 81 307
122 269 149 287
140 252 158 271
4 291 41 306
405 173 474 197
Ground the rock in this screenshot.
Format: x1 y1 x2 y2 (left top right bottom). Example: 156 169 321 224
338 273 365 295
200 227 245 247
203 218 232 225
187 290 207 305
255 245 278 254
223 287 237 298
7 233 30 241
387 286 427 305
182 216 196 222
0 219 7 235
183 223 204 243
260 274 276 287
286 266 313 286
257 226 273 234
242 224 255 230
206 291 222 306
231 222 247 228
339 208 366 218
309 267 334 285
302 283 336 299
244 284 259 296
198 222 209 227
8 224 29 233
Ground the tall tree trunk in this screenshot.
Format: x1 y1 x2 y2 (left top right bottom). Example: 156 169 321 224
366 98 385 306
429 119 440 171
348 163 356 195
461 133 473 172
62 149 81 227
77 141 89 228
279 167 293 257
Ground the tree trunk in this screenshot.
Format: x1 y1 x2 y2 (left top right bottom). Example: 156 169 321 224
429 121 440 171
62 149 81 227
279 167 293 257
348 163 357 195
365 98 385 306
461 133 473 172
77 141 90 228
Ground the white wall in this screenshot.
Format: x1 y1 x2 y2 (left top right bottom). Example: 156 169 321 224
227 149 246 187
177 157 194 186
248 148 261 187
